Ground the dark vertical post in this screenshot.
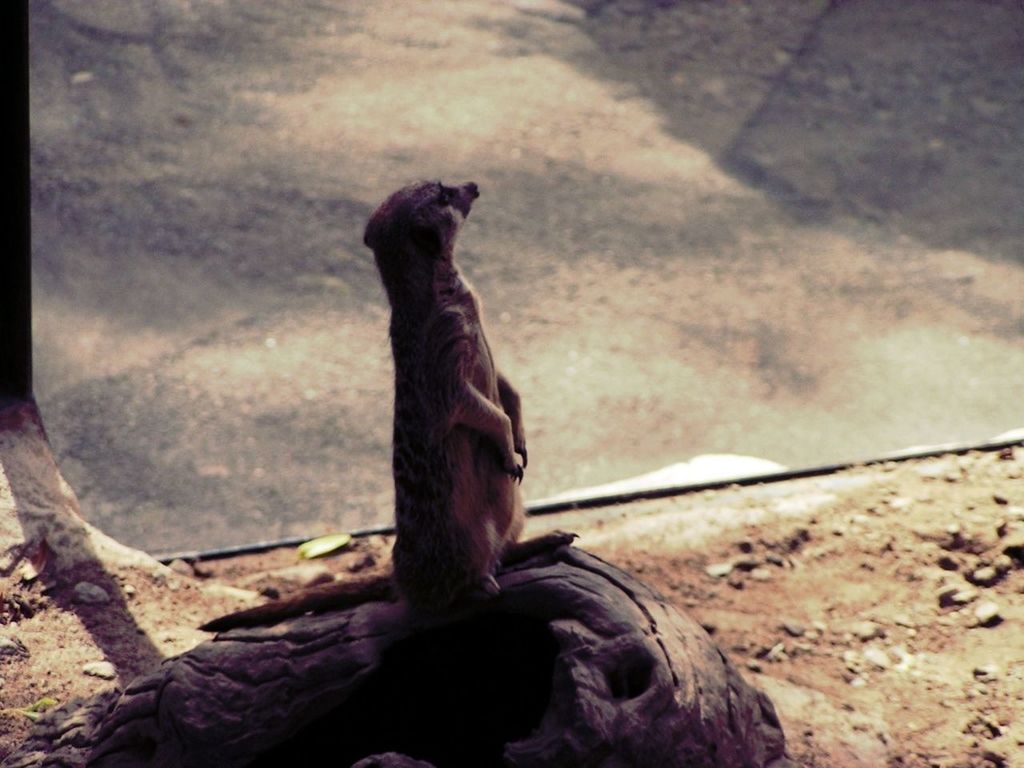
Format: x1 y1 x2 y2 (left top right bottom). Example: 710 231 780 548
0 0 32 400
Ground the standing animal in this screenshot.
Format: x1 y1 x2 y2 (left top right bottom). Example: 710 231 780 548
201 180 570 631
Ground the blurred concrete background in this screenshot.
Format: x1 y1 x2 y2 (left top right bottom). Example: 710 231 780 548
30 0 1024 553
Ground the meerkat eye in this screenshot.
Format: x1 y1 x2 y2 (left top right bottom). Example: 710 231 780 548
436 185 453 206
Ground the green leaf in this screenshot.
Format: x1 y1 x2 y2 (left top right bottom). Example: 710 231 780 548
297 533 353 560
18 697 59 720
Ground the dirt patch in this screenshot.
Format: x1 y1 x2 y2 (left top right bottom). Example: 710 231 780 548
4 445 1023 765
596 448 1024 767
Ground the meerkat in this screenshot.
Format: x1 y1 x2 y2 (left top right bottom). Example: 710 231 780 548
201 181 571 632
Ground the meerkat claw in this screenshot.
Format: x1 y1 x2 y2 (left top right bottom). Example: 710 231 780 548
517 445 528 468
480 574 501 597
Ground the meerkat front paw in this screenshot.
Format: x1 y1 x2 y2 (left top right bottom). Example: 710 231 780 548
546 530 578 548
505 460 524 483
515 440 528 469
501 440 525 482
498 531 579 569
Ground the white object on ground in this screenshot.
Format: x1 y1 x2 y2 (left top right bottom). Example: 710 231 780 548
538 454 787 506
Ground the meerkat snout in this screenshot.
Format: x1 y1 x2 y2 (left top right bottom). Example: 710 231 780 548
449 181 479 217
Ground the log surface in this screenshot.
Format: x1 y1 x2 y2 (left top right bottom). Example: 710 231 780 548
7 546 790 768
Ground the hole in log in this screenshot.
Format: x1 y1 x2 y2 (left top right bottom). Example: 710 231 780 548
249 614 559 767
607 653 654 701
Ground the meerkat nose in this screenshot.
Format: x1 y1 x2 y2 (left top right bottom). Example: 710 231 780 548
465 182 479 199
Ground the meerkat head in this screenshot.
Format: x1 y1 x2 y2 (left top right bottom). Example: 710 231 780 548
364 180 480 263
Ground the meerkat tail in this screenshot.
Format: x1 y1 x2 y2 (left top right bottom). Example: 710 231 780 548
200 573 395 632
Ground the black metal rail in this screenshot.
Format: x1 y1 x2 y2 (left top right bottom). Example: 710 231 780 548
154 434 1023 563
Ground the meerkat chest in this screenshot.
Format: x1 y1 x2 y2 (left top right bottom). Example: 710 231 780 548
461 294 498 386
433 285 497 394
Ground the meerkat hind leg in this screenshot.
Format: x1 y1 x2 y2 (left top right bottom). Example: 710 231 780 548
500 531 578 569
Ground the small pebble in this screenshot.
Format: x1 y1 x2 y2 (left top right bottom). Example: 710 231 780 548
973 664 1000 682
890 646 915 672
851 620 884 641
915 463 949 479
937 584 978 608
992 554 1014 574
862 646 891 670
0 636 28 658
705 562 734 578
781 622 806 638
968 566 999 587
973 601 1002 627
749 567 773 582
763 642 787 662
83 661 117 680
73 582 111 605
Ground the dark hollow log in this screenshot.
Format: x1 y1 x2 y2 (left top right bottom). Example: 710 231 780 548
8 547 791 768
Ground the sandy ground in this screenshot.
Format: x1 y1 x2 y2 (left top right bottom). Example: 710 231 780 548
3 443 1024 766
28 0 1024 554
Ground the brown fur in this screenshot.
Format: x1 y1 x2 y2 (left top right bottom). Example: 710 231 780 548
201 181 570 632
366 179 527 608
